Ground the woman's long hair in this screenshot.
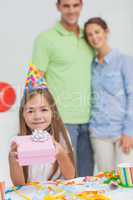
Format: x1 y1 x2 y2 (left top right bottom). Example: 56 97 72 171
19 88 75 181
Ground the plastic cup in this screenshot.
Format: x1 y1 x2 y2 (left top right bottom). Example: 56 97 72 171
118 163 133 187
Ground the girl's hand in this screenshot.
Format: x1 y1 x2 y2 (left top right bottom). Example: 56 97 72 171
52 137 75 179
52 138 67 160
11 141 17 152
119 135 133 154
9 142 18 161
9 142 25 186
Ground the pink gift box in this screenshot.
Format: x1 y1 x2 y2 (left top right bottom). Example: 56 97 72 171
12 135 56 166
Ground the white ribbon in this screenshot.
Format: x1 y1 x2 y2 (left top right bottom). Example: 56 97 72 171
31 129 50 142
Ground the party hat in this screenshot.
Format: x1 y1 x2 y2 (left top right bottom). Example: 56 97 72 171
24 64 47 94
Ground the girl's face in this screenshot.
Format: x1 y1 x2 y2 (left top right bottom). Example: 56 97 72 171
23 93 52 131
85 23 108 50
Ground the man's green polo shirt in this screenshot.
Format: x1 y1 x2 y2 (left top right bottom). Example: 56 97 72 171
32 22 93 124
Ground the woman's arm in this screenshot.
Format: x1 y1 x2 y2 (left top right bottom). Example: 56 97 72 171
54 141 75 179
8 143 25 186
120 55 133 153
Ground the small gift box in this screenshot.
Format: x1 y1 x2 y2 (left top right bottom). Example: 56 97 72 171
12 130 56 166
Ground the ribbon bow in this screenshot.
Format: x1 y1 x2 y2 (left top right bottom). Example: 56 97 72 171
31 129 50 142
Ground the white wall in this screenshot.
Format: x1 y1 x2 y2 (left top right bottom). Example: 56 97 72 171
0 0 133 186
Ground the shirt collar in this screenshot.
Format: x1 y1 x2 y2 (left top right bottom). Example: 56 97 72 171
55 21 84 38
94 49 119 65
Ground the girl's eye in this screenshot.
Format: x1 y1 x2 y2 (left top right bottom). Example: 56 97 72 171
41 108 48 112
26 109 34 113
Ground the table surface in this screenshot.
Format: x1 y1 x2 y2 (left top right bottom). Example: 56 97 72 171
5 177 133 200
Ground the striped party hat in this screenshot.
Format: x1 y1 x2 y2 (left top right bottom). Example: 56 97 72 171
24 64 47 95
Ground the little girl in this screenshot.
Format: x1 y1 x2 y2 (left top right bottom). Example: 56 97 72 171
9 65 75 186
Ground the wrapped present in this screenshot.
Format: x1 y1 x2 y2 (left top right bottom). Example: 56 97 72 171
12 130 56 166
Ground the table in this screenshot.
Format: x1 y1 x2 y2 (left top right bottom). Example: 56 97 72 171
5 173 133 200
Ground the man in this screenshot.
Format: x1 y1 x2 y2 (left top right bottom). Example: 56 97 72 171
32 0 94 176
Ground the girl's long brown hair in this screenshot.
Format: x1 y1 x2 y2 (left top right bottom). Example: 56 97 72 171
19 89 75 181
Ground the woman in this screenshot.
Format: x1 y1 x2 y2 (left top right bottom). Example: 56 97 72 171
84 17 133 171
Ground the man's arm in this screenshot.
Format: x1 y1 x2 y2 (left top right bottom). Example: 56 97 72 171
32 33 50 72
